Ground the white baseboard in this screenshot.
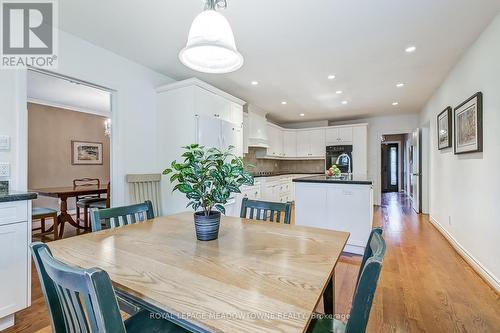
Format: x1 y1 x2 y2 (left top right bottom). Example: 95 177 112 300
429 216 500 293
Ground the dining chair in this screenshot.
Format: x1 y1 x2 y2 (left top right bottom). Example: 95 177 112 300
310 229 387 333
30 242 188 333
74 178 106 230
240 197 292 224
88 182 111 210
91 200 154 232
32 207 59 240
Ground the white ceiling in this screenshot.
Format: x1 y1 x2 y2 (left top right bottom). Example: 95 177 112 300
58 0 500 123
27 71 111 116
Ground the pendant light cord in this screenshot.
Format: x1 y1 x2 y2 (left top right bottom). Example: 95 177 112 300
205 0 227 10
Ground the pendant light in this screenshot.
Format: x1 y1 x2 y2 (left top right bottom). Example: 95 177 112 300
179 0 244 74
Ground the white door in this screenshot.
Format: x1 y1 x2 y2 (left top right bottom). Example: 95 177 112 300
296 131 309 157
309 129 326 157
410 128 421 213
221 120 243 156
283 131 297 157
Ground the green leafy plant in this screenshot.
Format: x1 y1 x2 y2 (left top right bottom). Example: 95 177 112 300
163 144 254 216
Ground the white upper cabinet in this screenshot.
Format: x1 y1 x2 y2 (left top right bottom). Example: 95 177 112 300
326 126 353 144
352 124 368 176
296 129 325 158
283 131 297 158
267 124 283 157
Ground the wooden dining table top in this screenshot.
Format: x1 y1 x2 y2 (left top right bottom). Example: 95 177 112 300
47 212 349 333
32 185 108 198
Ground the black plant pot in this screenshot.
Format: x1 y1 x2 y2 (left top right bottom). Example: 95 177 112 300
194 211 220 241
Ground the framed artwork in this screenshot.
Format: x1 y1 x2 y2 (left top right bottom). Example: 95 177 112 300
437 107 452 150
454 92 483 154
71 141 103 165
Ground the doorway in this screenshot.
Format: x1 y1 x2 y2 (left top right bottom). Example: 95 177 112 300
381 143 399 192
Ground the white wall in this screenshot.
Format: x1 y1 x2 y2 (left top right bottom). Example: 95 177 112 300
331 113 420 205
0 30 174 206
419 13 500 291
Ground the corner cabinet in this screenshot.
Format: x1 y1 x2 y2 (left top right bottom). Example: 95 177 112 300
296 129 325 158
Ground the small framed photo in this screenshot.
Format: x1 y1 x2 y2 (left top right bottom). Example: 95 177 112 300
437 106 452 150
454 92 483 154
72 141 103 165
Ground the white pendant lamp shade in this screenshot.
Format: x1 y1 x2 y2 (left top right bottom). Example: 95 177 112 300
179 9 244 74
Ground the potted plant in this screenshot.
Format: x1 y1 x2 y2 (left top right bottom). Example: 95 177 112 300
163 144 254 241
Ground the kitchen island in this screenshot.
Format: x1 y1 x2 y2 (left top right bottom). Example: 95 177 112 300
293 175 373 255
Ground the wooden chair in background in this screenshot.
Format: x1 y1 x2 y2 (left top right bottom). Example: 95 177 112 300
240 198 292 224
30 242 189 333
74 178 106 230
90 201 155 232
32 207 59 240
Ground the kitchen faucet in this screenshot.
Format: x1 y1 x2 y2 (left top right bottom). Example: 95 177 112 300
336 153 352 174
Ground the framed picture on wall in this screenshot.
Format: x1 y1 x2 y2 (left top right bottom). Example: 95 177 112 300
437 106 452 150
71 141 103 165
454 92 483 154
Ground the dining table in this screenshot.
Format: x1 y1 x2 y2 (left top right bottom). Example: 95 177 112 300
47 212 349 333
32 185 108 237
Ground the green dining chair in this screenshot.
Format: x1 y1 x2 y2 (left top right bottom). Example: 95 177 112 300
91 200 154 232
240 197 292 224
30 242 188 333
310 229 387 333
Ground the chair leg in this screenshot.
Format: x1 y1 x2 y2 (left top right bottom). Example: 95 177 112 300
52 214 59 240
83 206 89 230
41 218 46 233
76 206 80 225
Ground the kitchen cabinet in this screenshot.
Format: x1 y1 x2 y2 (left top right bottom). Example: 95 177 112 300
352 125 368 176
283 131 297 158
0 199 32 330
243 112 249 154
326 126 353 144
296 129 325 158
267 124 283 157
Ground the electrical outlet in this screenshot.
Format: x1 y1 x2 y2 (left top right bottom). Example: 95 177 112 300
0 162 10 177
0 136 10 150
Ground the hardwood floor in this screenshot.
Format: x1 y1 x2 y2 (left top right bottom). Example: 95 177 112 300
4 193 500 333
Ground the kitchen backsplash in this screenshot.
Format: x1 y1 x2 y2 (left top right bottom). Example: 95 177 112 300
244 147 325 174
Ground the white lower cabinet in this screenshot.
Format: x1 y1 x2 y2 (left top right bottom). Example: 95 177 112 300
0 200 31 330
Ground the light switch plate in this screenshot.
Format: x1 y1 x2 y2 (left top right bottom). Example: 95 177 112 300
0 163 10 177
0 136 10 151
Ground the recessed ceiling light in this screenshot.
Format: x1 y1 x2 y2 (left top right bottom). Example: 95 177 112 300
392 102 399 106
251 81 259 85
336 90 343 94
396 83 405 88
327 74 336 80
405 46 417 53
281 101 287 105
299 113 305 117
341 100 348 105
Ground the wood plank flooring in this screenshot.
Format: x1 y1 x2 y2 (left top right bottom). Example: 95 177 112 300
4 193 500 333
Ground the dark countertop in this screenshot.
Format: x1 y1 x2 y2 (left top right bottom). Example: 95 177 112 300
0 191 38 203
292 175 373 185
252 172 323 178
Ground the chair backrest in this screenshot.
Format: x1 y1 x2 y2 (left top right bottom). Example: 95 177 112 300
105 182 111 208
356 227 383 288
126 174 162 217
74 178 101 199
240 198 292 224
345 231 387 333
91 200 154 231
30 242 126 333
